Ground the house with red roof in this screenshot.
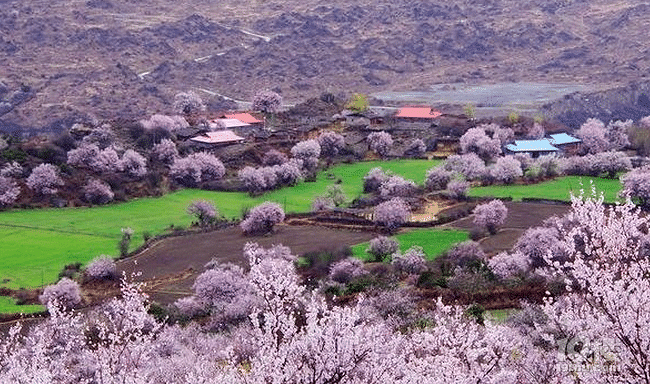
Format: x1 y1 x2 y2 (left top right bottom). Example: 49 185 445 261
223 113 263 125
395 106 442 121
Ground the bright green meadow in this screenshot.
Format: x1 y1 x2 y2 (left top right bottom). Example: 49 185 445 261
351 228 469 261
468 176 623 203
0 160 440 294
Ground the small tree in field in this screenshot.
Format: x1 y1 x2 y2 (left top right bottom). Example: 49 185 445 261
621 166 650 206
173 91 205 115
39 277 82 310
425 167 452 191
367 131 393 158
373 197 410 233
241 202 285 235
0 176 19 207
367 236 399 262
363 167 389 193
473 199 508 235
391 246 427 275
27 163 63 195
329 258 368 284
187 200 218 227
85 255 118 281
311 196 335 212
252 90 282 114
446 179 469 200
83 178 114 205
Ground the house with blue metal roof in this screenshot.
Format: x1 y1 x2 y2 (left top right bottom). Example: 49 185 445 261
548 133 582 155
505 139 559 157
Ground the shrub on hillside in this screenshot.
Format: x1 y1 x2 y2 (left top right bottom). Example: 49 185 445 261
252 90 282 114
367 131 393 158
425 167 452 191
121 149 148 178
0 161 23 178
83 178 114 205
26 163 63 195
403 138 426 158
0 176 19 207
170 152 225 186
152 139 179 164
262 149 288 166
318 131 345 159
93 147 123 173
140 114 189 132
173 91 205 115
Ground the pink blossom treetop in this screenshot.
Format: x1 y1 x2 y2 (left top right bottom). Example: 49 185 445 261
85 255 118 280
66 142 100 168
93 147 123 173
240 201 285 234
527 122 545 140
592 151 631 178
26 163 63 195
575 118 610 154
606 119 632 150
367 131 393 158
0 176 20 207
120 149 148 178
473 199 508 234
170 152 225 186
373 197 410 233
140 114 189 132
379 175 418 199
459 127 502 161
367 235 399 262
621 166 650 206
329 257 368 284
290 139 320 172
252 90 282 114
261 149 288 166
446 178 470 200
443 153 486 180
187 200 218 227
425 166 453 191
318 130 345 158
490 155 523 184
152 138 179 164
391 246 427 275
39 277 82 310
83 178 114 205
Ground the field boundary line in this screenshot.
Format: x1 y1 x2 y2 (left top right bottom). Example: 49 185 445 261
0 223 119 238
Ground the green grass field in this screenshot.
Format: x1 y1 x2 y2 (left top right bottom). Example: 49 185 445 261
351 228 469 261
0 160 440 292
0 296 45 315
468 176 623 203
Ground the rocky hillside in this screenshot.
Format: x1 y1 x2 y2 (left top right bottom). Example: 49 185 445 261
1 0 649 133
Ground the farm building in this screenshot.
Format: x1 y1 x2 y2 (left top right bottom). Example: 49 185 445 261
223 113 263 125
190 130 245 147
548 133 582 155
394 106 442 121
505 139 559 157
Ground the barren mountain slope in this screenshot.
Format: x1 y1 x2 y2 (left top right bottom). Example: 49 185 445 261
1 0 649 132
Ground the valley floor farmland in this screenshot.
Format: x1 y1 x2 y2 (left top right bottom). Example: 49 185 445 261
0 160 439 292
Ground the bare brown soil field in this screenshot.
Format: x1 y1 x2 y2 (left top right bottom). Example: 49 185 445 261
445 201 570 255
118 224 377 305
